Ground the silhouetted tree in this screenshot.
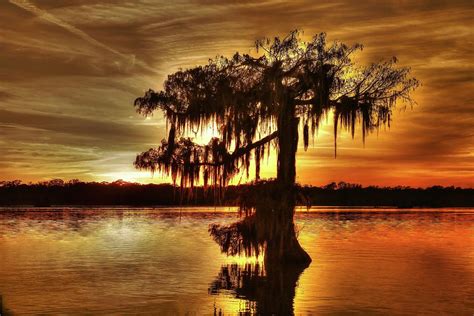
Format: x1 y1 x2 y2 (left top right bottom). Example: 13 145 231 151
133 31 418 264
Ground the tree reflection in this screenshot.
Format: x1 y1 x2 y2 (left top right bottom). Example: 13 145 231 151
208 204 310 314
209 262 307 315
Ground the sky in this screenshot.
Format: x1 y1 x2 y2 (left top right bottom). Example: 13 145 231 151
0 0 473 187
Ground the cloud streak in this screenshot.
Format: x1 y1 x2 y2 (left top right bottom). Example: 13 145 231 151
8 0 136 67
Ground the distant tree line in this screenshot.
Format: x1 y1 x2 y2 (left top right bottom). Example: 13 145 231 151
0 179 472 207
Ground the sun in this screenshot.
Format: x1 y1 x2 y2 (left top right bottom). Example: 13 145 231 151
98 171 164 183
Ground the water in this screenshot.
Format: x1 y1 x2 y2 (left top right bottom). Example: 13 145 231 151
0 207 473 315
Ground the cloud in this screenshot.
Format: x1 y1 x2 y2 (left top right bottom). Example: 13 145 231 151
8 0 137 68
0 0 473 186
0 90 13 100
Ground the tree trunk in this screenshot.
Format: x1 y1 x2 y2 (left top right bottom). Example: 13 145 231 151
209 92 312 264
259 98 311 265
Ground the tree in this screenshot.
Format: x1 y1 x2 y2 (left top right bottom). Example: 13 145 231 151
133 31 418 264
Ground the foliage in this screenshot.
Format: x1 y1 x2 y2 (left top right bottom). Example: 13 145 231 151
134 30 419 188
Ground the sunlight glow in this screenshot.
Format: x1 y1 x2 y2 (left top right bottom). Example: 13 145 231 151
98 171 163 183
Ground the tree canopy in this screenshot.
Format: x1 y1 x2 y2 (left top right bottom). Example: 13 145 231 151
134 31 418 189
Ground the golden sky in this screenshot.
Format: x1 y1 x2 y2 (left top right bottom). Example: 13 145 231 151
1 0 473 187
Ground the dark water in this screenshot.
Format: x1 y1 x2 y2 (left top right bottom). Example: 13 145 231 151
0 207 473 315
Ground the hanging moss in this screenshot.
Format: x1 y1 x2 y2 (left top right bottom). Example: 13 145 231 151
134 31 417 193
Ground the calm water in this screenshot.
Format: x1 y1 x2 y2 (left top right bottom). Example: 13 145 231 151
0 207 473 315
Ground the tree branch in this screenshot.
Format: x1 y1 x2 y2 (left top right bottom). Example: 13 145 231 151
229 131 278 160
195 130 279 167
294 98 316 105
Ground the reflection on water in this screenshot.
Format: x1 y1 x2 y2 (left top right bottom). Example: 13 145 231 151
0 207 473 314
210 263 307 315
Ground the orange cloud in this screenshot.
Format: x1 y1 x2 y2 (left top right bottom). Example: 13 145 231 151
0 0 472 187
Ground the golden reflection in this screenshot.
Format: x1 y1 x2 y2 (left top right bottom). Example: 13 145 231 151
0 208 473 314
